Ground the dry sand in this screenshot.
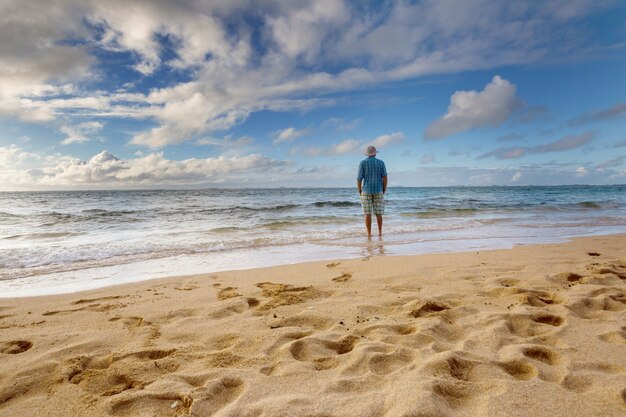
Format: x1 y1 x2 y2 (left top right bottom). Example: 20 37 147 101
1 234 625 417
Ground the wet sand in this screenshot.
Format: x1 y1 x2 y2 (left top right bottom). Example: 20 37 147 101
1 234 625 416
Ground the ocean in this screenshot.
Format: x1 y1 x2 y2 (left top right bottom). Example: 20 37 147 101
1 185 625 297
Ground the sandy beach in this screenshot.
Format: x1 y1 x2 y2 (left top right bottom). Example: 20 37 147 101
1 234 625 416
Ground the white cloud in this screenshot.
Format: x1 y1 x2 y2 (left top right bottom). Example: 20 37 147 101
576 166 588 177
0 0 616 150
60 121 104 145
0 1 92 121
273 127 312 144
533 131 596 152
425 76 523 139
266 0 350 63
372 132 405 148
329 139 360 155
321 117 362 131
0 145 41 165
478 131 596 160
196 135 254 150
0 147 289 189
302 139 360 157
88 0 246 75
569 102 626 125
595 156 624 170
299 131 404 158
2 144 624 190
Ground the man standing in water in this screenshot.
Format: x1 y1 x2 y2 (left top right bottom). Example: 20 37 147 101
357 145 388 237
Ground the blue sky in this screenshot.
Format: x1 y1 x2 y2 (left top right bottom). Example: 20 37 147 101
0 0 625 189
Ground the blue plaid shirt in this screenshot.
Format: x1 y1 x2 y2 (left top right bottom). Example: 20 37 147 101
357 156 387 194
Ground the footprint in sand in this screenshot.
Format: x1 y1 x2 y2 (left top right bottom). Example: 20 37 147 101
0 361 59 407
362 323 432 349
566 294 625 319
164 308 202 320
208 299 248 319
108 374 243 417
326 262 341 269
561 374 594 393
505 313 564 338
429 355 478 382
409 301 451 318
594 265 626 280
363 323 417 338
43 308 82 316
217 287 241 300
555 272 584 284
368 348 415 375
174 285 199 291
515 290 562 307
522 346 560 365
599 326 626 344
497 359 538 380
246 297 260 307
289 335 359 370
43 302 125 316
109 316 145 327
427 321 466 344
0 340 33 354
430 379 486 410
67 348 178 398
255 282 329 311
263 330 312 359
188 377 245 416
332 272 352 283
530 314 563 326
108 392 193 416
72 295 124 305
498 278 520 287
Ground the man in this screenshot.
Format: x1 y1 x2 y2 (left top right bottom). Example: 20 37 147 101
357 145 388 237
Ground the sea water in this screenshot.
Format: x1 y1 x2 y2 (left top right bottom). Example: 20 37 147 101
1 185 625 296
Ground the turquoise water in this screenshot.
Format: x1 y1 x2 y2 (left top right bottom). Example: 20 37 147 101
1 185 625 296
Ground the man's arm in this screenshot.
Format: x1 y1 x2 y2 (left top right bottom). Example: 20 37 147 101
382 176 387 194
357 161 364 195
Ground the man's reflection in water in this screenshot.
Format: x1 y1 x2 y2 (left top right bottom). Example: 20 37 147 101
362 236 385 260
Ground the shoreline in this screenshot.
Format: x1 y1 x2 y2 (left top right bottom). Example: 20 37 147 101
3 184 624 298
3 230 626 299
1 233 625 416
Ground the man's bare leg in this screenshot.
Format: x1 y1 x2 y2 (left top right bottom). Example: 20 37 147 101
365 214 372 237
376 214 383 236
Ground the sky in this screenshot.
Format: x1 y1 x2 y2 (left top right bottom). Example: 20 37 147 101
1 0 625 190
